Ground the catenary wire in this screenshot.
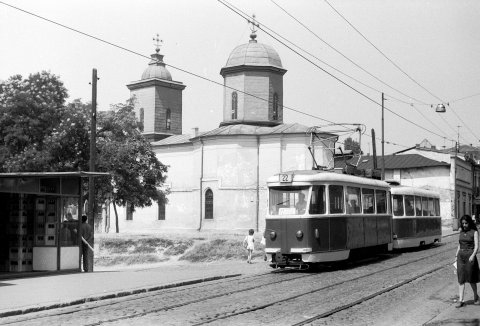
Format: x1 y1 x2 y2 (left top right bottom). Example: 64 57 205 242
0 0 446 150
323 0 480 145
218 0 455 144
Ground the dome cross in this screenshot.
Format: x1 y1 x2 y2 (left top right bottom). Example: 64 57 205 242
153 33 163 53
248 14 259 41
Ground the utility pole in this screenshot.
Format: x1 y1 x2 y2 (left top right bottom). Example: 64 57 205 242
381 93 385 180
88 68 97 272
457 125 461 153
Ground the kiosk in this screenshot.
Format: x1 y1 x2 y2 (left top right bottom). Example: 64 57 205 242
0 172 108 274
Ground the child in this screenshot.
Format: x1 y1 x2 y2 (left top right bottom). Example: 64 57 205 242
243 229 255 264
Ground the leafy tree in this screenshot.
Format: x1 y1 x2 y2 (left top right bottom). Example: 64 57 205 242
0 71 68 169
0 72 168 232
344 137 362 155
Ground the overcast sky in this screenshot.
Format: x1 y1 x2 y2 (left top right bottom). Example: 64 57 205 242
1 0 479 154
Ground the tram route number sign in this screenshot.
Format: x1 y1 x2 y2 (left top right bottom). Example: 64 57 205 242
279 173 293 183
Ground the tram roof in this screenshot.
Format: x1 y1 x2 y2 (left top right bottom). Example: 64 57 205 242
0 172 110 178
390 185 440 198
267 170 390 188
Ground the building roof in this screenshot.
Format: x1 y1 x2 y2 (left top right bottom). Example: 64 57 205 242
151 123 337 146
141 53 172 81
335 153 450 170
223 36 283 69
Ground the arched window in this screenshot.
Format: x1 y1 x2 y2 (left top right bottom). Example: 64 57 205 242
272 93 278 120
166 109 171 130
139 108 144 132
205 189 213 219
231 92 238 119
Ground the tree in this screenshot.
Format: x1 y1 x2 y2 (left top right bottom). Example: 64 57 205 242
0 72 168 232
344 137 362 155
0 71 68 170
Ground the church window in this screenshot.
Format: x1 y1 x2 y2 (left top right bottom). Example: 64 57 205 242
139 108 144 132
231 92 238 119
166 109 171 130
158 201 165 220
272 93 279 120
205 189 213 219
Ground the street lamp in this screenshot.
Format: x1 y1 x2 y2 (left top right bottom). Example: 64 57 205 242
435 103 446 113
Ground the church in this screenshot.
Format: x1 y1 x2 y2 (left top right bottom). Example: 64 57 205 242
116 29 337 233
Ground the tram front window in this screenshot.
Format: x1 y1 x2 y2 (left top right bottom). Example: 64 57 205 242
269 186 310 215
309 185 326 214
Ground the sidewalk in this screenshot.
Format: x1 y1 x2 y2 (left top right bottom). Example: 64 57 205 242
0 259 270 317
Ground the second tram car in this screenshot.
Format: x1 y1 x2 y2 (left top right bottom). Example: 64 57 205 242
389 183 442 249
265 170 393 269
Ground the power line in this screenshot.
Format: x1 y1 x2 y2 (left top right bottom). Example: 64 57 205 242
323 0 480 145
218 0 455 144
269 0 429 106
0 0 443 150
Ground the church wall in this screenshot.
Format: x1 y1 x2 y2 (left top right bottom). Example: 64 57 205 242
131 86 156 133
244 72 275 120
223 73 245 121
155 86 183 135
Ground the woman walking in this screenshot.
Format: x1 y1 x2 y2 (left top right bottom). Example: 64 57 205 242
455 214 480 307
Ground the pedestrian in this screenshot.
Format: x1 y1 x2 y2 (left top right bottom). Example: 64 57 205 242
243 229 255 264
80 214 93 272
261 229 267 261
455 214 480 307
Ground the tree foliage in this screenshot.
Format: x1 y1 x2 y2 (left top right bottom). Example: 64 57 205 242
344 137 362 155
0 72 168 215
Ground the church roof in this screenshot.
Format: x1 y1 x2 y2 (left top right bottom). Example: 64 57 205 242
141 53 172 81
151 123 336 146
223 38 283 69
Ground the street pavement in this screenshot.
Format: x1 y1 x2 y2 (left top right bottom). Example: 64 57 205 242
1 227 480 325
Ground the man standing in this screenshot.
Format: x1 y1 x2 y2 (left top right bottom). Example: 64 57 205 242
80 215 93 272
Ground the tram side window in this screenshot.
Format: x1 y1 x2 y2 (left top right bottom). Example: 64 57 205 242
405 195 415 216
415 196 422 216
376 190 387 214
428 198 435 216
329 185 344 214
422 197 429 216
434 198 440 216
309 185 326 214
393 195 404 216
362 188 375 214
346 187 361 213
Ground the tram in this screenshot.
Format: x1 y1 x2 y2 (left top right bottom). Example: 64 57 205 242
389 183 442 249
265 170 393 269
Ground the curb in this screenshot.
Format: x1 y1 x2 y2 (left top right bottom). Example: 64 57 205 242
0 273 241 318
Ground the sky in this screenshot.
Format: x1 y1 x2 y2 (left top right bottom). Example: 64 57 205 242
1 0 479 155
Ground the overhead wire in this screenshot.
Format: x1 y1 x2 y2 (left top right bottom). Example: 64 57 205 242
269 0 430 106
218 0 455 146
0 0 454 151
323 0 480 146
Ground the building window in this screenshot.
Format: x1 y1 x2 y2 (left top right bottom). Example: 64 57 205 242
231 92 238 119
126 202 133 220
166 109 171 130
272 93 278 120
139 108 144 132
158 201 165 220
205 189 213 219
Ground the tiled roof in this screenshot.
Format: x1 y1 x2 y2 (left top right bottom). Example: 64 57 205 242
151 123 336 146
335 153 450 170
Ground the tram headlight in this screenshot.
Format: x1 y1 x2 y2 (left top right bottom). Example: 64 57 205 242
269 231 276 240
296 230 303 239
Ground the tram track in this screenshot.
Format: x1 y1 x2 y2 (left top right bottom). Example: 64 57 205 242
2 235 458 326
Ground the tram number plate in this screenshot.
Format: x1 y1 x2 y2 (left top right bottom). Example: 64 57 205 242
279 174 293 183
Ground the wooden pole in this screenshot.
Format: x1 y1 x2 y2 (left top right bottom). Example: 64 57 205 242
381 93 385 180
88 68 97 272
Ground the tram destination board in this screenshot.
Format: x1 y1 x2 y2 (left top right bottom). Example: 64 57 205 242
279 173 293 183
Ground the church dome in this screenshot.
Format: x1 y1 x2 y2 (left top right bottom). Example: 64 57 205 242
141 53 172 81
224 34 283 69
